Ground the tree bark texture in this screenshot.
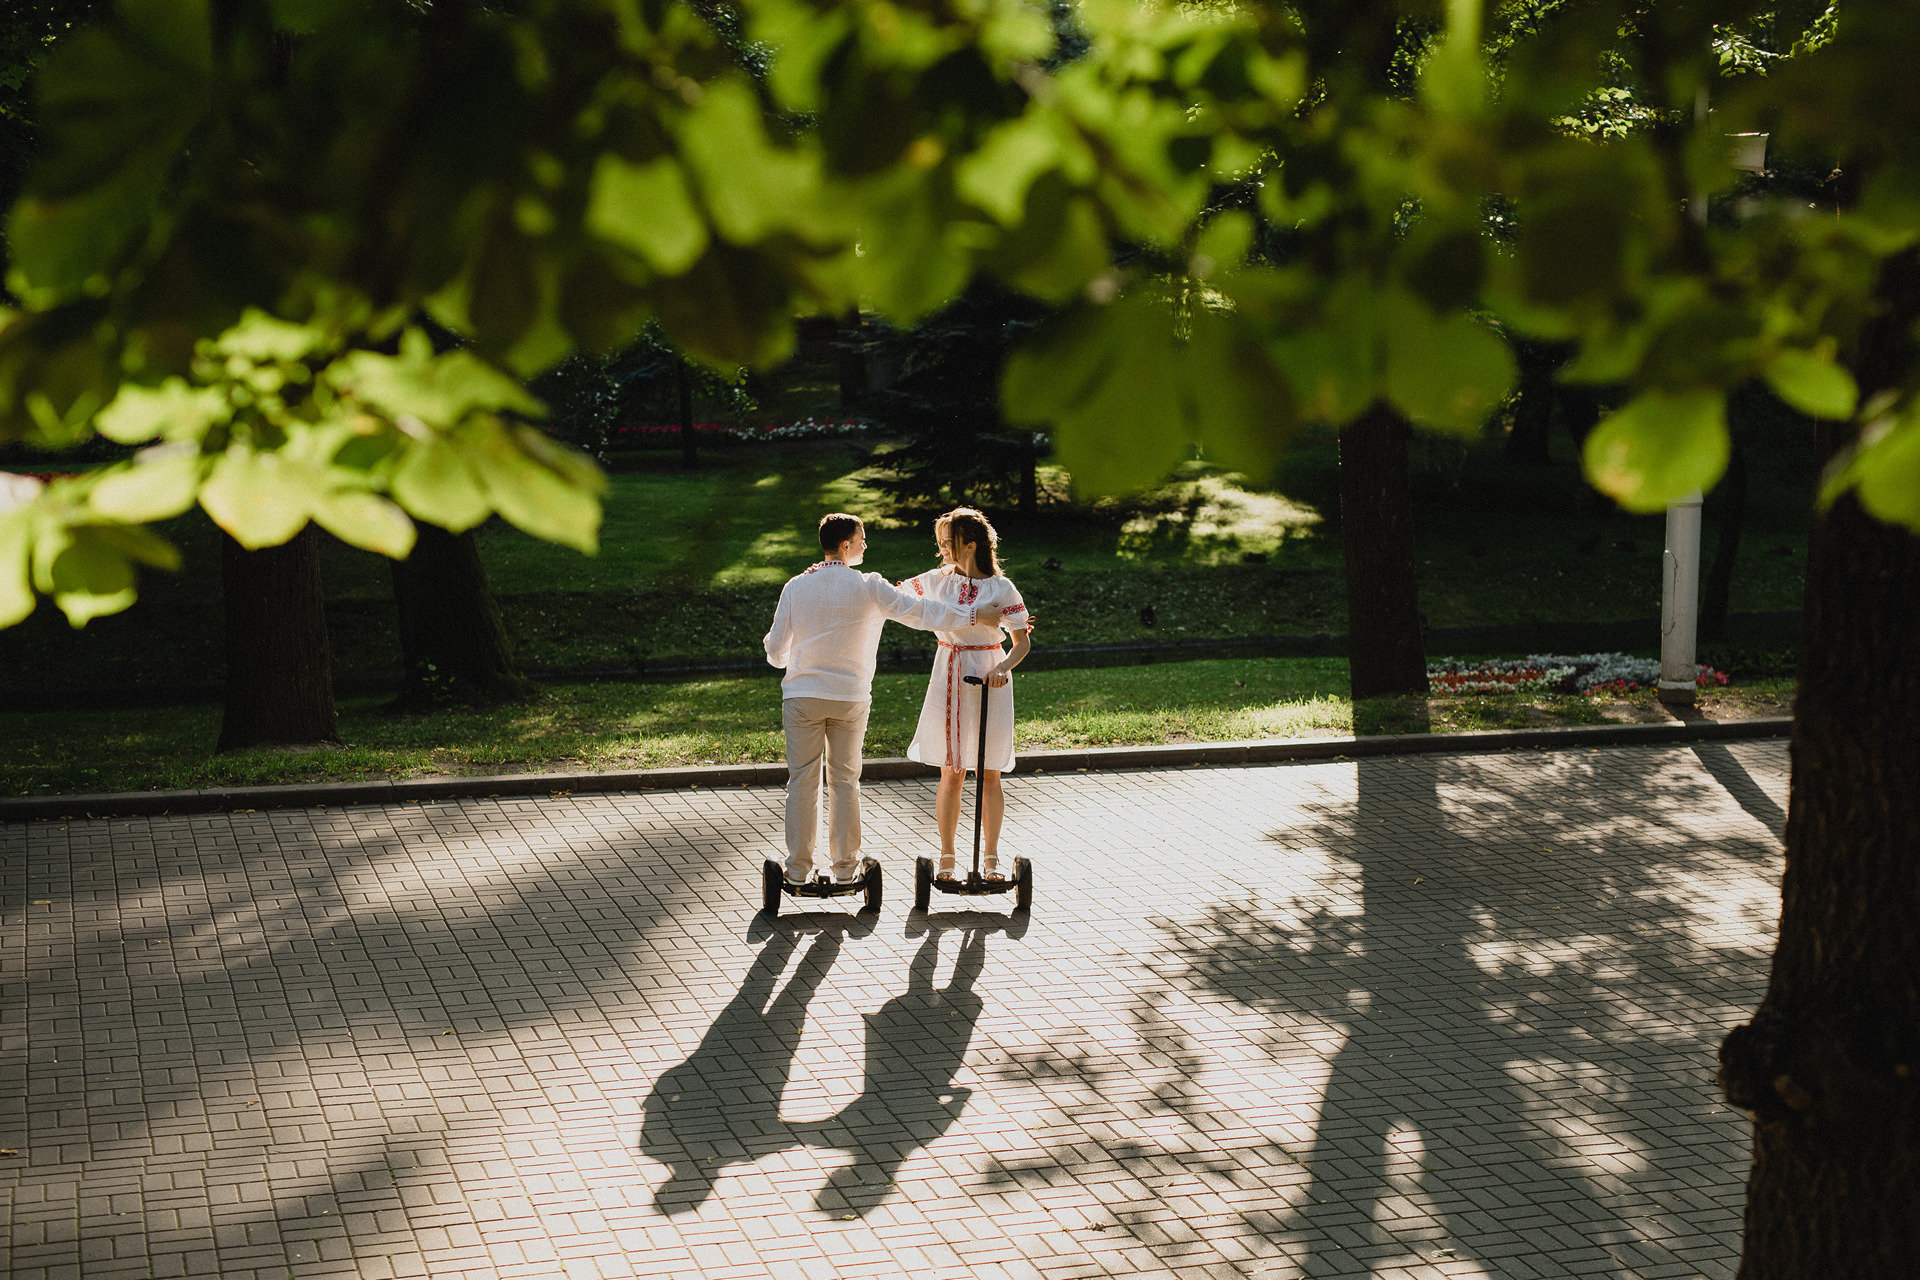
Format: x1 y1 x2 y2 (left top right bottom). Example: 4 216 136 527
1718 486 1920 1276
1339 402 1428 700
1700 440 1747 644
217 526 339 751
388 522 536 710
1719 248 1920 1276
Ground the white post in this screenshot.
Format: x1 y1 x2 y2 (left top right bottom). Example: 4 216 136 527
1658 491 1703 706
1655 88 1712 710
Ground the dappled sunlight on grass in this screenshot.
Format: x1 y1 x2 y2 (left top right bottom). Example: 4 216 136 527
1115 470 1325 566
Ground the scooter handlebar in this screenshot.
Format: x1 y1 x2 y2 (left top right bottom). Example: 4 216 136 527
963 675 984 685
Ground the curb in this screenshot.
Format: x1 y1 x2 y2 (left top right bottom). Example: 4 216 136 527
0 717 1792 822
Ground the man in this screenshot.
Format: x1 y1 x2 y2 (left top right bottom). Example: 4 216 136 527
764 513 1002 882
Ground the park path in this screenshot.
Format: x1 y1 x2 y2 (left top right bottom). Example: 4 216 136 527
1 741 1788 1280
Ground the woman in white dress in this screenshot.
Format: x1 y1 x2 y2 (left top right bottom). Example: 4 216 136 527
902 508 1031 880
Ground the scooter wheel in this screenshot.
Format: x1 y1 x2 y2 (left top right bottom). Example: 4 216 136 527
1013 857 1033 913
862 858 883 914
914 856 933 913
761 859 783 916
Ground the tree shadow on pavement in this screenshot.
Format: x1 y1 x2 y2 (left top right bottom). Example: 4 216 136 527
986 748 1779 1277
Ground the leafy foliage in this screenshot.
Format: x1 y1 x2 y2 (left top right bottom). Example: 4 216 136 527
0 0 1918 630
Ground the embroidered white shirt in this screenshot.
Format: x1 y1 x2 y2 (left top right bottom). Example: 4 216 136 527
763 561 980 702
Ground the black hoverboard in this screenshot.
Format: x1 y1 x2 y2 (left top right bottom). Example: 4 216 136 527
914 674 1034 914
761 855 882 917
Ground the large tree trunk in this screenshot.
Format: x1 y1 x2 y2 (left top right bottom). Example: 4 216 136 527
217 526 339 751
1699 439 1748 644
1718 248 1920 1275
1339 402 1428 700
1717 484 1920 1276
388 522 536 710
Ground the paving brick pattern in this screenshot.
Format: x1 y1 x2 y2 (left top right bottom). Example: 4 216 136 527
2 741 1788 1280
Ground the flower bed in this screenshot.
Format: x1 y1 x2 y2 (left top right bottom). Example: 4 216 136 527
1427 652 1731 696
608 416 874 446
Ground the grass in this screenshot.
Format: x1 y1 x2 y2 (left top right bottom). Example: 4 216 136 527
3 659 1796 797
0 429 1814 691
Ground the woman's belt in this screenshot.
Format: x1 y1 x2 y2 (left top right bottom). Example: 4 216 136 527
938 642 1003 650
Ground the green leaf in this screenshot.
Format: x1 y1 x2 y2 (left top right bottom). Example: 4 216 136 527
1383 291 1516 437
214 310 324 364
198 447 314 548
0 511 33 628
1269 279 1380 426
955 114 1062 227
327 345 545 427
457 416 603 553
1005 296 1188 495
1820 411 1920 531
1764 349 1859 420
1183 309 1294 477
1583 389 1729 513
312 490 416 559
117 0 212 74
679 79 821 246
388 434 492 534
1853 415 1920 530
94 378 230 445
87 447 202 522
586 154 711 276
46 527 138 627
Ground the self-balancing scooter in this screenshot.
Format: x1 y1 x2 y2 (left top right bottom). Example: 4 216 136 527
762 856 882 917
914 674 1033 914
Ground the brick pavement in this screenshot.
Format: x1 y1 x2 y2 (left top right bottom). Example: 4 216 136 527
2 742 1787 1279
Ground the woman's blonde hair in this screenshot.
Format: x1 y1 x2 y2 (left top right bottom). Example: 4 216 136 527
937 507 1000 577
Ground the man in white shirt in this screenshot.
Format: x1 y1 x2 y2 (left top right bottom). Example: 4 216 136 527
764 513 1003 882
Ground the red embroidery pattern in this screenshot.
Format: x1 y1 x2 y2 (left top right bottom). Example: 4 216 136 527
958 579 979 605
802 561 850 575
939 640 1003 768
911 577 924 595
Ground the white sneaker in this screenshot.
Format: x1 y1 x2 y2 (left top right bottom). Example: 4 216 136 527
783 857 812 883
831 862 864 884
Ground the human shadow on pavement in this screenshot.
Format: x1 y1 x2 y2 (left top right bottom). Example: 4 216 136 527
789 927 990 1215
640 917 995 1218
641 913 857 1214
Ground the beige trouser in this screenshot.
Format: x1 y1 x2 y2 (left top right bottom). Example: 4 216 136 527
782 697 871 879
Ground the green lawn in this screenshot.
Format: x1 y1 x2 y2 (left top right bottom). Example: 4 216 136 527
0 425 1815 693
2 657 1797 797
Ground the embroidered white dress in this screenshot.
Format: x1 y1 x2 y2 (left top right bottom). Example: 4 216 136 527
903 569 1028 772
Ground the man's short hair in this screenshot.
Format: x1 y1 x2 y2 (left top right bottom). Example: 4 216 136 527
818 513 863 553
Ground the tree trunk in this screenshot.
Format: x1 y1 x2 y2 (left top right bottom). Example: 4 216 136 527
1700 439 1748 644
1502 340 1562 466
388 522 536 710
1339 402 1428 700
1717 483 1920 1276
677 359 697 465
837 308 869 408
217 526 339 751
1718 247 1920 1275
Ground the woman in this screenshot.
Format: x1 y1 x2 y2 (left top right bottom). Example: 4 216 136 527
902 508 1031 880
